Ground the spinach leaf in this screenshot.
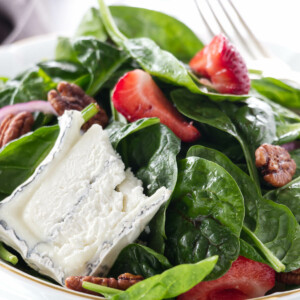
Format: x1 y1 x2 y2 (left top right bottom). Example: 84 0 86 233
112 256 218 300
38 61 88 83
0 125 59 200
98 0 250 101
265 176 300 223
110 6 203 63
171 90 277 189
55 37 128 95
0 67 56 107
73 38 128 95
165 157 244 279
262 97 300 144
252 77 300 109
75 7 107 41
107 119 180 253
106 118 160 149
239 239 268 265
186 145 300 272
109 244 172 278
291 149 300 178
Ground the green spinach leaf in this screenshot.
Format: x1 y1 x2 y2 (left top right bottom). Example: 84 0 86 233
265 176 300 223
98 0 250 101
73 38 128 95
165 157 244 279
107 119 180 253
111 256 218 300
110 6 203 63
109 244 172 278
0 125 59 200
171 90 277 189
252 77 300 109
0 67 56 107
55 37 128 95
187 145 300 272
75 7 107 41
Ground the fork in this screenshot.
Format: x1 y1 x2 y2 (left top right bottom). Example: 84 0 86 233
193 0 300 82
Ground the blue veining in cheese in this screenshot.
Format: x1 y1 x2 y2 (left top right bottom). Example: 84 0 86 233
0 111 170 285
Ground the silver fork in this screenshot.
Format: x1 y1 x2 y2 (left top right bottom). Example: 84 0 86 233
193 0 300 82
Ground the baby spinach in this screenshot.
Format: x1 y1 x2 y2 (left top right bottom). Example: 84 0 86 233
262 97 300 144
107 119 180 253
56 37 128 96
110 6 203 63
97 0 250 101
0 67 56 108
106 118 160 149
75 7 107 41
73 38 128 95
109 244 172 279
165 157 244 279
38 61 88 83
252 77 300 109
291 149 300 178
171 90 277 189
186 145 300 272
84 256 218 300
0 125 59 200
265 176 300 223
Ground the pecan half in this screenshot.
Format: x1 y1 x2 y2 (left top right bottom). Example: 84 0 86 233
48 82 108 131
65 273 144 295
0 112 34 147
255 144 296 187
277 268 300 285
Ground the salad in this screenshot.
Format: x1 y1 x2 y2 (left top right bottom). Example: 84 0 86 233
1 0 300 299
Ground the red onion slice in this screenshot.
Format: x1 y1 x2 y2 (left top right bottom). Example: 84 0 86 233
281 141 300 152
0 101 57 123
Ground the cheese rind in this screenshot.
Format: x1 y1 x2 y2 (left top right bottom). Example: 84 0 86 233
0 111 170 284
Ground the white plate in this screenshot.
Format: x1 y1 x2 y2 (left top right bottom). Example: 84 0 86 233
0 32 300 300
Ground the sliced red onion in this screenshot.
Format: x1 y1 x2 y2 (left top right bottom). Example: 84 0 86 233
281 141 300 152
0 101 57 124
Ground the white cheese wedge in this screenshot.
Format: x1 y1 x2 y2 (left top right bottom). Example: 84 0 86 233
0 111 170 285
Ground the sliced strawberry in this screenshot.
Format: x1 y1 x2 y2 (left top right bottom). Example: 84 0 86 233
178 256 275 300
189 34 250 95
112 69 200 142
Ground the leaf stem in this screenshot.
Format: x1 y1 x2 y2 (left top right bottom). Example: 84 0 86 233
81 103 99 123
242 225 285 272
98 0 127 46
0 242 18 265
82 281 123 298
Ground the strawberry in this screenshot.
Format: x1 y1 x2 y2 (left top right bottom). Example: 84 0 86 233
112 69 200 142
189 34 250 95
178 256 275 300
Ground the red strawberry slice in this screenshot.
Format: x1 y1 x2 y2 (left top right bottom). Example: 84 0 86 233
178 256 275 300
189 34 250 95
112 69 200 142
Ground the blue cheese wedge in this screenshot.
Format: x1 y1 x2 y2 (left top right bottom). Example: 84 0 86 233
0 111 170 285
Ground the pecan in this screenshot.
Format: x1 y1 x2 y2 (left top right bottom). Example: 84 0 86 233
48 82 108 131
255 143 296 187
65 273 144 295
277 268 300 285
117 273 144 290
0 112 34 147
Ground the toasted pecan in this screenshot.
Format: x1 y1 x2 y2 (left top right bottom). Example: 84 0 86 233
0 111 34 147
48 82 108 131
255 144 296 187
277 268 300 285
65 273 144 295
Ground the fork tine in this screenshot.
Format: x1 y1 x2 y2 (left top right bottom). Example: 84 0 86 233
193 0 216 38
228 0 271 58
217 0 256 59
204 0 231 38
